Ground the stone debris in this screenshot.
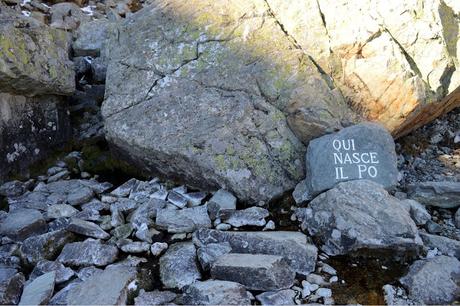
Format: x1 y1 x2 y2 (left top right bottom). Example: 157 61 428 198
57 239 119 267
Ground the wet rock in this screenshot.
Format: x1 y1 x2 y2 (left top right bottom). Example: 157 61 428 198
73 19 113 57
0 181 26 197
183 280 251 305
193 229 317 275
420 232 460 258
46 204 79 219
150 242 168 256
58 238 118 267
20 230 76 265
211 253 295 291
67 218 110 239
19 271 55 305
294 122 398 203
0 209 47 241
30 260 75 285
298 180 422 256
118 239 150 254
223 207 269 227
400 255 460 304
134 290 176 305
207 189 237 220
159 242 201 289
256 289 296 305
407 181 460 208
156 205 211 233
0 267 24 305
197 242 232 271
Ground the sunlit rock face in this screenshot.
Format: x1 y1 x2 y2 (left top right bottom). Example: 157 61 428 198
268 0 460 137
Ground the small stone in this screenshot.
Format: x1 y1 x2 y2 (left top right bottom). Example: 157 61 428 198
454 208 460 228
111 178 139 197
307 274 327 286
156 205 211 233
256 289 296 305
419 232 460 258
402 199 431 226
167 191 188 208
74 209 101 222
407 181 460 208
197 242 232 271
135 224 162 243
111 198 138 213
170 233 187 242
19 271 55 305
118 239 150 254
81 199 109 212
111 223 133 240
263 220 276 231
110 208 125 228
30 260 75 285
207 189 237 220
302 287 311 298
67 219 110 239
216 223 231 231
47 170 71 183
184 192 207 207
329 276 338 283
183 280 251 305
76 266 102 281
223 207 269 227
129 199 166 230
67 185 94 205
0 268 24 305
46 204 79 219
426 220 442 234
101 195 118 203
316 288 332 298
151 242 168 256
0 181 26 197
151 188 168 201
0 209 47 241
58 239 118 267
320 263 337 276
48 166 65 176
134 290 177 306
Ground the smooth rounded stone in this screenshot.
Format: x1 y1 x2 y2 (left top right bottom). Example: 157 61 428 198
298 180 422 256
197 242 232 271
57 238 119 267
400 199 431 226
0 268 25 305
419 232 460 259
211 253 295 291
193 229 318 275
30 260 75 285
0 180 26 197
400 255 460 304
223 207 269 227
0 208 47 241
316 288 332 298
294 122 398 203
111 223 133 240
20 230 76 266
263 220 276 231
151 242 168 256
159 242 201 289
46 204 79 219
167 191 188 208
425 220 442 234
215 223 231 231
67 218 110 239
320 263 337 276
455 208 460 228
134 289 177 306
156 205 211 233
118 239 150 254
183 280 251 305
256 289 296 305
19 271 56 306
306 274 327 286
64 266 137 305
407 181 460 208
207 189 237 220
128 199 167 230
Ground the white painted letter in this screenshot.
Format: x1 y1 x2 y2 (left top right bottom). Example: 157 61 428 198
333 153 343 165
370 152 379 164
333 139 341 151
358 164 367 179
368 166 378 177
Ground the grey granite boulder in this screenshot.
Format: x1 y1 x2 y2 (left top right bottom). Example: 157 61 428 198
159 242 201 289
156 205 211 233
207 189 237 220
419 232 460 259
58 239 118 267
73 19 114 57
256 289 296 305
400 255 460 304
211 253 295 291
67 218 110 239
134 290 176 306
0 267 24 305
407 181 460 208
183 280 251 305
298 180 422 256
294 122 398 203
0 209 47 241
223 207 269 227
193 229 317 275
19 271 55 306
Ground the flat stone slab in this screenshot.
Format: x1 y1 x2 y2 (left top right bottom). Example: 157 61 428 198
0 208 47 241
19 271 55 305
67 218 110 239
407 181 460 208
256 289 296 305
134 290 176 306
183 280 251 305
294 122 398 203
0 267 24 305
156 205 211 233
57 238 118 267
193 229 317 275
211 253 295 291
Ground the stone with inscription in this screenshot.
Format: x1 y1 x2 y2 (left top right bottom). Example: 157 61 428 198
293 122 398 204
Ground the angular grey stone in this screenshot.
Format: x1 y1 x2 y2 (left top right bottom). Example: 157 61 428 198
78 180 113 195
7 191 51 211
46 204 79 219
111 198 138 213
30 260 75 285
90 57 107 83
256 289 296 305
167 191 188 208
0 181 26 197
67 186 94 206
111 178 141 197
135 224 162 243
118 239 150 254
211 253 295 291
20 230 76 266
134 290 177 306
207 189 237 220
407 181 460 208
0 209 47 241
294 122 398 203
197 242 232 271
400 255 460 304
50 2 90 30
47 170 70 183
76 267 103 281
111 223 133 240
382 284 417 305
420 232 460 259
65 266 137 305
183 280 251 305
49 281 81 305
156 205 211 233
73 19 114 57
128 199 167 230
151 242 168 256
193 229 317 275
48 218 71 232
184 192 207 207
67 219 110 239
299 180 422 256
159 242 201 289
401 199 431 226
58 239 118 267
74 209 101 222
0 267 24 305
223 207 269 227
19 271 55 306
455 208 460 228
81 199 110 212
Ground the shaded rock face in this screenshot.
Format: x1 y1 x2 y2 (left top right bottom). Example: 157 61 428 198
183 280 251 305
102 0 356 204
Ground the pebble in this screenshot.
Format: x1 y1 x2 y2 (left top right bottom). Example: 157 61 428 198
263 220 276 231
316 288 332 298
151 242 168 256
215 223 231 231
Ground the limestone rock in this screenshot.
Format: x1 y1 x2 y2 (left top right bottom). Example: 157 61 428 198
159 242 201 289
0 209 47 241
400 255 460 304
19 271 55 305
183 280 251 305
156 205 211 233
211 253 295 291
57 238 119 267
193 229 317 275
407 181 460 208
298 180 422 256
